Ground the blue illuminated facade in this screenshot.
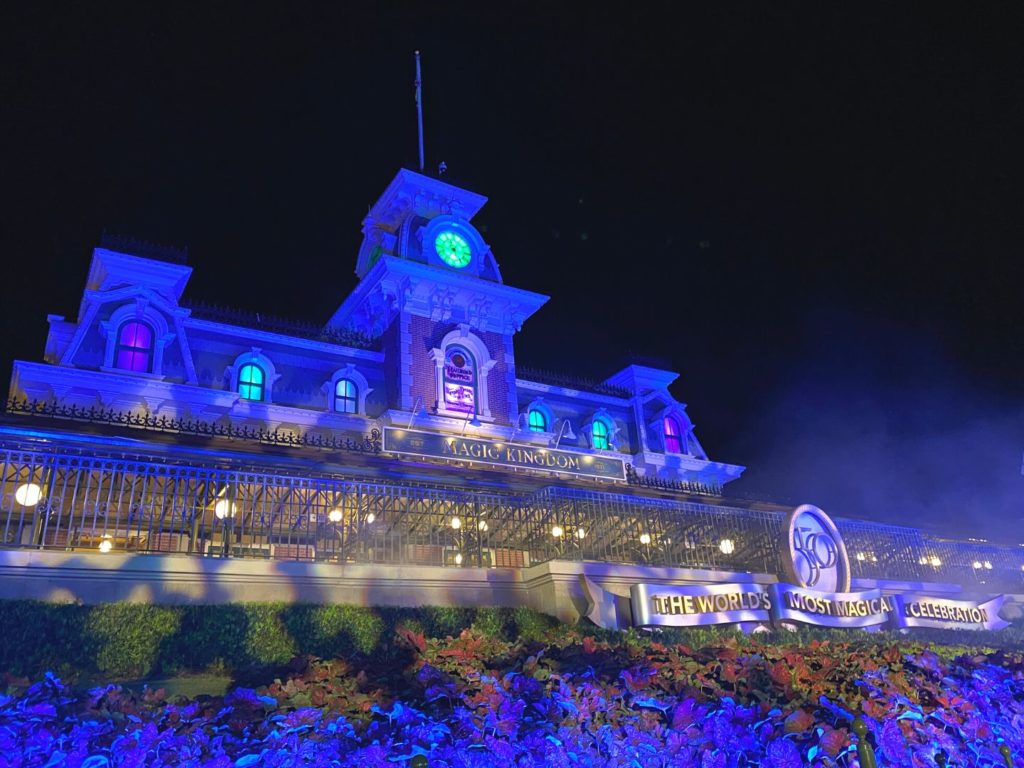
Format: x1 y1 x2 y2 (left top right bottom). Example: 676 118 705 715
1 169 1022 602
13 169 738 488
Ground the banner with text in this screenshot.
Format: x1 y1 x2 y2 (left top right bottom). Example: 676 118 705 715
384 427 627 481
890 594 1009 631
580 577 1007 632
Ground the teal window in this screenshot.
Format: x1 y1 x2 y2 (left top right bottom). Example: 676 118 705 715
335 378 358 414
238 364 265 401
592 420 610 450
435 231 472 268
528 408 547 432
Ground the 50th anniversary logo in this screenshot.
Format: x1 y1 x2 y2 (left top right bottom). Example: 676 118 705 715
582 505 1008 632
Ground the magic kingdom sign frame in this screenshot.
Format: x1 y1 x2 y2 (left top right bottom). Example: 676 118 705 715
383 427 627 481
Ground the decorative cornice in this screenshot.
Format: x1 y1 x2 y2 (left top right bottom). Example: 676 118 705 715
329 256 548 336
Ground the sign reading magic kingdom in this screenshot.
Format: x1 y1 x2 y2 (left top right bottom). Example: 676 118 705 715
582 504 1009 632
383 427 627 481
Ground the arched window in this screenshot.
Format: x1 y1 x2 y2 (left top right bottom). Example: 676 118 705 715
238 363 265 401
113 321 154 373
664 417 684 453
442 345 476 414
334 378 358 413
527 408 548 432
592 419 610 450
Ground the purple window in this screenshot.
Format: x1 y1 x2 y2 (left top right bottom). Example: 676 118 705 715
114 321 154 373
664 417 684 453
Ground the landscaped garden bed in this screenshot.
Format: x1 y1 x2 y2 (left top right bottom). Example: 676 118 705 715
0 601 1022 766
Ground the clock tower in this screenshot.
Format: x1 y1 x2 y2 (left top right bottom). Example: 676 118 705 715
327 169 549 431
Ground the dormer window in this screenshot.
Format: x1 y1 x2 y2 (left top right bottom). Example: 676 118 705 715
238 363 265 401
664 416 684 453
114 321 154 373
592 419 610 450
527 408 548 432
334 378 358 414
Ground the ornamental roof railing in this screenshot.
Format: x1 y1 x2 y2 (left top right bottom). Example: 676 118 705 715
99 232 189 265
5 398 381 455
182 300 380 350
516 366 632 399
625 464 722 497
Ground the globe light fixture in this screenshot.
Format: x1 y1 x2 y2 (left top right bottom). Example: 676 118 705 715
366 513 375 524
15 482 42 507
929 556 942 568
973 561 982 570
551 525 564 538
214 499 236 519
98 536 113 553
719 538 735 555
575 527 586 540
328 508 343 523
639 533 651 545
984 561 993 570
451 516 461 530
478 520 488 532
856 552 867 562
454 552 463 565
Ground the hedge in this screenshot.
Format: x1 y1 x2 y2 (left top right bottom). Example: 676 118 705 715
0 601 561 680
0 600 1018 682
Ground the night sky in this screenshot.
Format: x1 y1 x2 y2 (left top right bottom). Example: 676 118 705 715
3 4 1022 539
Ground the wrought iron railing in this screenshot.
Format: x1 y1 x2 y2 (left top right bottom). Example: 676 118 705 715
6 398 381 455
182 300 380 350
625 464 723 497
0 438 1022 591
516 366 632 399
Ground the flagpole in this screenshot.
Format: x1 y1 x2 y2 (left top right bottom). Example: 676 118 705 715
415 51 425 172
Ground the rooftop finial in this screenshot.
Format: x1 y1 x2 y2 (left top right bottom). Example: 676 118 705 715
414 51 425 172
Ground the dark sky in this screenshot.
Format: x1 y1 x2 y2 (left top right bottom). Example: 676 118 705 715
3 3 1022 538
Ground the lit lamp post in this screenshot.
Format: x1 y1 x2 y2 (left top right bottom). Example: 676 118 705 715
16 481 45 547
213 489 237 558
549 523 586 559
326 506 374 563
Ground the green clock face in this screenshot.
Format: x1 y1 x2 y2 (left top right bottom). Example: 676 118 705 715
435 231 472 268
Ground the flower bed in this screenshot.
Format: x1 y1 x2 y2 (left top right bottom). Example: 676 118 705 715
1 619 1023 767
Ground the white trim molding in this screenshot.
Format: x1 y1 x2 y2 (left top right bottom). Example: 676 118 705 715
648 404 707 460
581 408 621 451
524 398 554 434
429 325 497 420
322 364 373 415
99 300 176 379
225 348 281 404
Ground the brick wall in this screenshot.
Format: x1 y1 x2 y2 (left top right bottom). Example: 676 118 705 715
406 316 513 425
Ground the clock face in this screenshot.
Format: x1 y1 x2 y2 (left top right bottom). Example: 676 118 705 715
435 231 472 268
